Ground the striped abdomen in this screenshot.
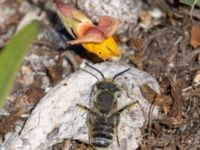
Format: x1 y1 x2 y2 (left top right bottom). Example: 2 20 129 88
91 118 114 148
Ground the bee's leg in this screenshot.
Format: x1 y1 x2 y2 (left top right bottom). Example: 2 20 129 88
76 104 95 149
116 100 139 114
88 126 93 150
113 114 120 146
116 127 120 146
111 101 139 147
76 103 91 111
77 104 100 117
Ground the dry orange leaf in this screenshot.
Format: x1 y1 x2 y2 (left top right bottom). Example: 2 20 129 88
191 24 200 48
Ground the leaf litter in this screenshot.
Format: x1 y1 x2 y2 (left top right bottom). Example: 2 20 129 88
0 0 200 149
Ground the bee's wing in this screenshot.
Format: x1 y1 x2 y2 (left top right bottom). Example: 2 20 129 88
108 95 145 150
111 122 143 150
104 65 159 150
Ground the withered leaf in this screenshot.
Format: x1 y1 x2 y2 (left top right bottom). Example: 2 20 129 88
159 79 170 94
131 35 145 52
170 80 182 117
0 107 27 137
129 35 145 69
141 84 172 106
190 24 200 48
140 84 157 103
160 113 183 129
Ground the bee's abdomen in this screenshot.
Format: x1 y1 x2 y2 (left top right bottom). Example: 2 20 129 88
91 121 114 148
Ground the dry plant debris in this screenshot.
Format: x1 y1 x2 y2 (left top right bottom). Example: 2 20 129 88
0 62 160 150
191 24 200 48
0 0 200 149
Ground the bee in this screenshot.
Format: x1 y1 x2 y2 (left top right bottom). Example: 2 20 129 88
77 63 138 149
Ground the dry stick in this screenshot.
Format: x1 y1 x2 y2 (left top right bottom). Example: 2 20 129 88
182 82 200 95
187 9 200 20
147 93 157 149
186 48 200 60
190 0 198 21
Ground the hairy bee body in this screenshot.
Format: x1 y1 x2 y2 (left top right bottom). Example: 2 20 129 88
77 64 137 149
87 81 121 148
89 115 116 148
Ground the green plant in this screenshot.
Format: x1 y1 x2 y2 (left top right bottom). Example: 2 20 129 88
180 0 200 7
0 21 39 109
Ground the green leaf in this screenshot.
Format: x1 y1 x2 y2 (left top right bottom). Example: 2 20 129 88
180 0 200 7
0 21 39 109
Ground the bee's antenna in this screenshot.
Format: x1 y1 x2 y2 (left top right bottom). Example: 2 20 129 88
82 69 99 81
85 63 105 80
112 68 131 81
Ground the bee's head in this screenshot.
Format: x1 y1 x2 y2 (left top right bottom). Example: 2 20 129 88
94 81 120 113
83 63 131 113
96 81 120 92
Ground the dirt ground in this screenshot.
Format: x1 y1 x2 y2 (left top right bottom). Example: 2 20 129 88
0 0 200 150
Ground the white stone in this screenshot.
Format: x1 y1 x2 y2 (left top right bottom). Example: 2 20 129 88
0 62 159 150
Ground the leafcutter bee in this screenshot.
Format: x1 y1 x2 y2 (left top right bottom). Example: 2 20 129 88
77 63 139 149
